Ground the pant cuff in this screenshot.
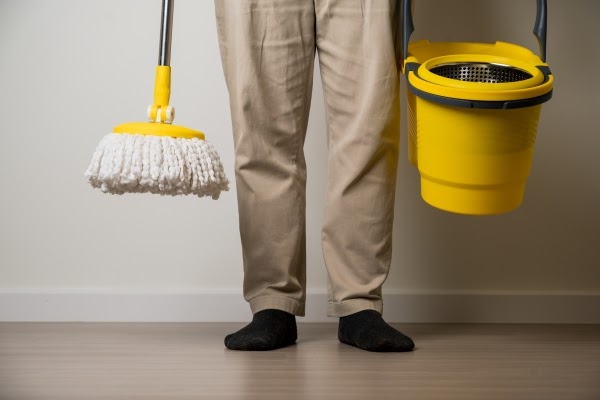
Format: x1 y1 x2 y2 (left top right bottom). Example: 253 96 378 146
249 295 305 317
327 298 383 317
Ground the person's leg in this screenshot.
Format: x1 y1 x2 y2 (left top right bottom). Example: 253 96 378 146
214 0 316 350
315 0 414 351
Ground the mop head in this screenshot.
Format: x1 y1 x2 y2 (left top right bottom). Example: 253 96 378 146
84 133 229 199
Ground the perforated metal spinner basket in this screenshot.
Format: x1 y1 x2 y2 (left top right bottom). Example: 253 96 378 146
430 63 533 83
401 0 553 215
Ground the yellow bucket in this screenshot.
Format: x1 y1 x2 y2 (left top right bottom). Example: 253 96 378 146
402 0 553 215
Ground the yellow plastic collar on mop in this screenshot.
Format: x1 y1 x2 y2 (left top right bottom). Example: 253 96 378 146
113 65 205 140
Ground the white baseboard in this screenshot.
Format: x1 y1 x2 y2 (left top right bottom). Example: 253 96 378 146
1 288 599 323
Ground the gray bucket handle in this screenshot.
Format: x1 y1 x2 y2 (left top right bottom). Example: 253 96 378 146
402 0 548 63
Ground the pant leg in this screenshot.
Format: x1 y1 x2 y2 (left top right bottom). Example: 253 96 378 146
315 0 402 317
213 0 316 316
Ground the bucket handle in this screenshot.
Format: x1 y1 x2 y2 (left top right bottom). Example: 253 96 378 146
402 0 548 63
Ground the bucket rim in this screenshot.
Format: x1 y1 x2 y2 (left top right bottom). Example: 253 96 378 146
406 63 553 107
419 54 545 91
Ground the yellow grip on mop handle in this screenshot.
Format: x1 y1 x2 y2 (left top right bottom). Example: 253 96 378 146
154 66 171 107
148 66 172 123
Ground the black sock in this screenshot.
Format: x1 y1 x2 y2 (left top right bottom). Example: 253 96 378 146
338 309 415 352
224 309 297 351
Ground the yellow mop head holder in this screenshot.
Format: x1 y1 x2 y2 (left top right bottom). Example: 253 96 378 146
113 66 205 140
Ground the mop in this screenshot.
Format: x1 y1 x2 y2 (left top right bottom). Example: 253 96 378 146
84 0 229 200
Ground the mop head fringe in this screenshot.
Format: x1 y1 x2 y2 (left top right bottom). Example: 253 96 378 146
84 133 229 199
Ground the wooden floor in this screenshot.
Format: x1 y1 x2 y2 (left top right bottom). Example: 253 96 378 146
1 322 599 400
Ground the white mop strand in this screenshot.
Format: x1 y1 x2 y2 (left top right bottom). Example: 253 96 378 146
84 133 229 199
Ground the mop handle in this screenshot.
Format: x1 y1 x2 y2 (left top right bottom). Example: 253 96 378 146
402 0 548 63
148 0 175 121
158 0 174 66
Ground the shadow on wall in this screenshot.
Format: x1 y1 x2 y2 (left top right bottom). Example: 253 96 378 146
392 0 600 291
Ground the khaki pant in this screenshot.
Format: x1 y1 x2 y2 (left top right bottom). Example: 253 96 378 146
214 0 403 317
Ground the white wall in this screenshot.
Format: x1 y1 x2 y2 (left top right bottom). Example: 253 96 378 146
1 0 598 322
